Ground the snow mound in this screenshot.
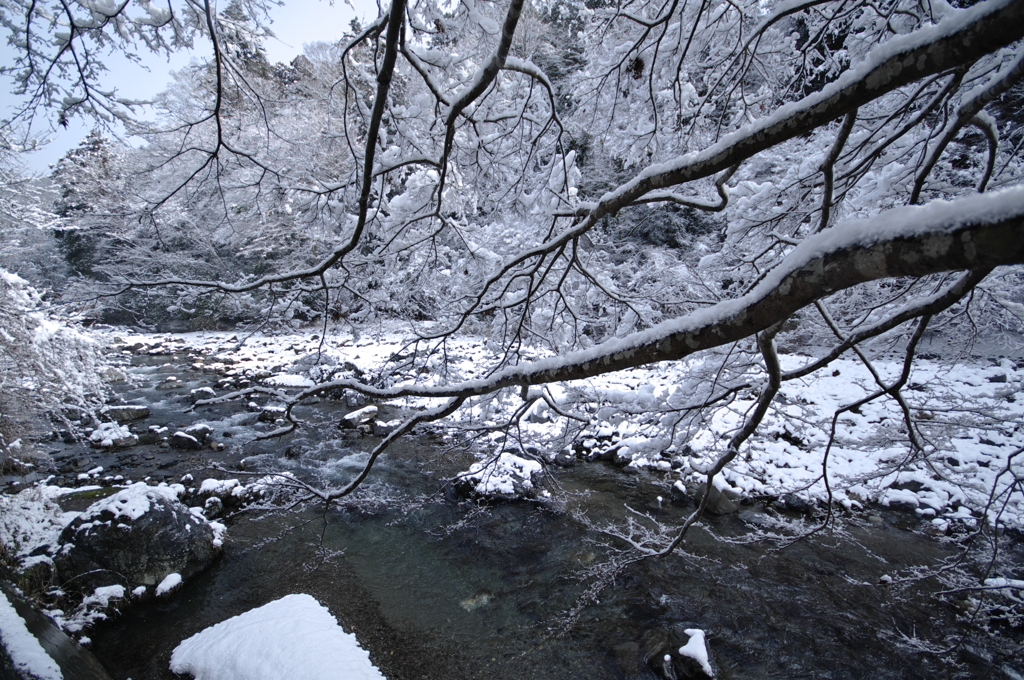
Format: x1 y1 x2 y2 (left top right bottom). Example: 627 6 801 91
0 487 76 564
264 373 315 387
678 628 714 677
156 573 182 596
169 593 386 680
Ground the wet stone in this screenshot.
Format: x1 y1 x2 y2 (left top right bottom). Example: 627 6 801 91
170 432 202 450
100 404 150 422
778 493 813 514
553 451 575 467
696 482 740 515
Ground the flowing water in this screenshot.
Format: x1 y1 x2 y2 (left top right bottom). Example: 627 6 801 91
12 347 1020 679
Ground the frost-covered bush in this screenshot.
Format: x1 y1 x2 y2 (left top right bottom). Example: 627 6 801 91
0 268 108 467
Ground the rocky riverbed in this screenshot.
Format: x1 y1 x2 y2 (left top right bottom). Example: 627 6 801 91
2 330 1023 680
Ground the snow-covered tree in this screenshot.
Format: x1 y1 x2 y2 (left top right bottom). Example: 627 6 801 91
0 267 108 470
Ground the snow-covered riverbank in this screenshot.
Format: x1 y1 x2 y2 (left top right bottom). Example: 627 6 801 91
100 327 1024 529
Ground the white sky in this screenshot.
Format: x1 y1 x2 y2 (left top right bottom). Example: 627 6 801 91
2 0 380 173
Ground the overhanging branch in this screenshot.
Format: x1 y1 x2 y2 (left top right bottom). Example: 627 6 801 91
198 187 1024 409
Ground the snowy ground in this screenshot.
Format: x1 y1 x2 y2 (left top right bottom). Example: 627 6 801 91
103 327 1024 529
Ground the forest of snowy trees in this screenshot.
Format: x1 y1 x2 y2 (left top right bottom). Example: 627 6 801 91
1 0 1024 672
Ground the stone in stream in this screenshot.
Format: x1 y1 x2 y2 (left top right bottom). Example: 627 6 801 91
258 405 287 423
155 376 180 390
169 432 202 450
695 482 741 515
189 387 217 403
99 404 150 422
54 483 223 594
340 405 378 429
372 419 401 437
553 449 576 467
88 422 139 449
169 423 214 450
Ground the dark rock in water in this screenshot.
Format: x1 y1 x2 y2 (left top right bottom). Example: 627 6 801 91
189 387 217 403
155 376 180 390
553 450 575 467
372 420 397 437
696 482 740 515
258 406 286 423
779 493 812 514
138 425 168 445
169 431 202 450
611 447 634 467
670 481 693 507
54 483 221 593
0 580 113 680
183 423 213 445
340 405 378 428
100 404 150 422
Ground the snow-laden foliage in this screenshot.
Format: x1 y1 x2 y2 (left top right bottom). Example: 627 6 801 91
0 268 107 467
3 0 1024 645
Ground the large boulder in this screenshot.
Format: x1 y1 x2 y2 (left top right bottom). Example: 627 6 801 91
54 483 223 594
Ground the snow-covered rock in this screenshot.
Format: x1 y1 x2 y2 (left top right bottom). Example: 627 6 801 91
169 594 385 680
155 376 180 390
695 481 741 516
88 422 138 449
460 452 543 499
54 483 223 593
0 581 113 680
189 387 217 403
340 405 378 428
674 629 715 679
170 424 213 450
170 432 202 450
